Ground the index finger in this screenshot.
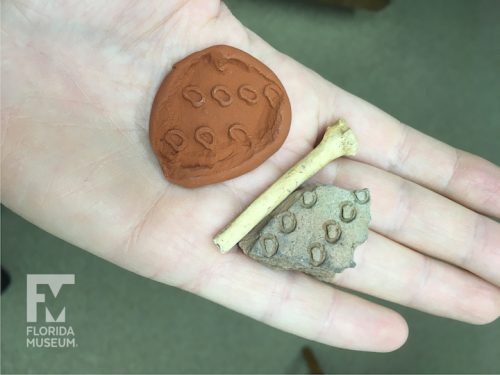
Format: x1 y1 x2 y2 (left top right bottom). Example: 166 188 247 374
245 31 500 218
318 86 500 218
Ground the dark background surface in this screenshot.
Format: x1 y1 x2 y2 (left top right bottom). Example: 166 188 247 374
2 0 500 373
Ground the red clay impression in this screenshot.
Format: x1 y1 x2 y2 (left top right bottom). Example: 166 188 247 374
149 45 292 188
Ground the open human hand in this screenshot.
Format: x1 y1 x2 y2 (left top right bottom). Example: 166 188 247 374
2 0 499 352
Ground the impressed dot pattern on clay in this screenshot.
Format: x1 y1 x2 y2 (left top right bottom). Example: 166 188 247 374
149 45 292 188
239 185 371 281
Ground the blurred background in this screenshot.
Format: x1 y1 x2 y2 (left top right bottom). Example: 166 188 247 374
2 0 499 373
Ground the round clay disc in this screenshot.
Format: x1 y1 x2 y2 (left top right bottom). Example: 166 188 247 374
149 45 292 188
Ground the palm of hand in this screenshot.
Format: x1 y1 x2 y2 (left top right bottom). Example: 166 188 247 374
2 0 499 352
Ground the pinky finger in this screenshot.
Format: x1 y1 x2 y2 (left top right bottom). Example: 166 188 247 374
176 251 409 352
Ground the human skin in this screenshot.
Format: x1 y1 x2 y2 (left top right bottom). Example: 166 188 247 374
2 0 499 352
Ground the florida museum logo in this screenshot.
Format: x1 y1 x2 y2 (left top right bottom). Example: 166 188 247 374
26 274 77 348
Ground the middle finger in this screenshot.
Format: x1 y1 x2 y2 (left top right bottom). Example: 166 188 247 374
313 158 500 286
